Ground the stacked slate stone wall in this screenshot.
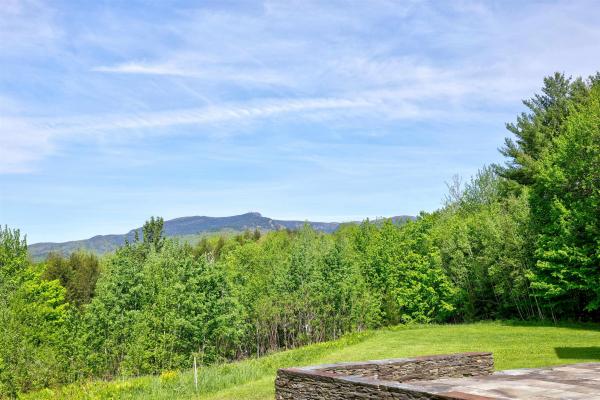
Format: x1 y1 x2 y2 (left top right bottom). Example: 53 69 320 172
275 352 494 400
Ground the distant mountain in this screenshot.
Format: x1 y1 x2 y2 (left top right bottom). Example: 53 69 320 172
28 212 415 261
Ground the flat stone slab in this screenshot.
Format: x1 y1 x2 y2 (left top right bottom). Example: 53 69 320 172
413 363 600 399
276 354 600 400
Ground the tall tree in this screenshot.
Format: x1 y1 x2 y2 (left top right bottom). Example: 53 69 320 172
529 83 600 316
0 227 72 397
43 251 101 308
498 73 589 188
141 216 165 251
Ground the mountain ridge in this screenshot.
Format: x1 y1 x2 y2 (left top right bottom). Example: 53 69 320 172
28 212 414 260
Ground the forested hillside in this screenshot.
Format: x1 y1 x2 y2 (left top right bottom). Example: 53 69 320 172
29 212 407 261
1 73 599 397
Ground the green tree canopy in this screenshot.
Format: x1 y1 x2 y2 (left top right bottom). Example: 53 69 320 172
529 83 600 315
498 73 590 188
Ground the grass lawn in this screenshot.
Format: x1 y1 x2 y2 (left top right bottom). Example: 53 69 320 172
23 321 600 400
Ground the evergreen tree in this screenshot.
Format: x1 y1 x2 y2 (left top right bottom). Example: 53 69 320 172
529 83 600 316
141 216 165 251
498 73 589 188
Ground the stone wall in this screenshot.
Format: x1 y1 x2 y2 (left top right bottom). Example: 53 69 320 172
275 352 494 400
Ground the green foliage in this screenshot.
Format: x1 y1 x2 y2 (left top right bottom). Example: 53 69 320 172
140 216 165 251
0 227 73 397
222 226 377 356
21 322 600 400
433 178 536 320
43 251 101 308
2 72 599 398
81 239 246 378
193 235 229 262
529 84 600 314
496 72 599 318
355 218 455 324
0 226 28 286
498 73 590 188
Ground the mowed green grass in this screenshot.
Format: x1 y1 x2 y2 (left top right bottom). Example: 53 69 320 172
23 321 600 400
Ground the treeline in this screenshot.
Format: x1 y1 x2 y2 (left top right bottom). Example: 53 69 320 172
0 73 598 396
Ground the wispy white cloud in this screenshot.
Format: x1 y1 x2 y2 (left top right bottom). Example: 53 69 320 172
0 95 378 173
0 117 55 173
2 0 600 176
92 62 189 76
2 76 520 174
92 60 291 86
4 0 600 243
0 0 62 56
39 96 376 133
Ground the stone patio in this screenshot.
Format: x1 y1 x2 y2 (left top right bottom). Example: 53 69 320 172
414 363 600 399
275 353 600 399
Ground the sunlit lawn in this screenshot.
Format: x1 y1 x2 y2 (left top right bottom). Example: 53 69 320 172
23 321 600 400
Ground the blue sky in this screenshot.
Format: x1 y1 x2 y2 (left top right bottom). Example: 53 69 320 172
1 0 600 244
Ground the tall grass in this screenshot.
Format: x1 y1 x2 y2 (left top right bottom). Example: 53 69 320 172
22 322 600 400
22 330 372 400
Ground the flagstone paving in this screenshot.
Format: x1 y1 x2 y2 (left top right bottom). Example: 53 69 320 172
414 363 600 399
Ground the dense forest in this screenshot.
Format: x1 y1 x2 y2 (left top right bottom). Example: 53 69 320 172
1 73 599 397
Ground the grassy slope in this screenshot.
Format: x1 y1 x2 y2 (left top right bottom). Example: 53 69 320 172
24 321 600 400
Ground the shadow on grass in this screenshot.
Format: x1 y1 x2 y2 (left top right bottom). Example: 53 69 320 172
500 320 600 332
555 347 600 360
